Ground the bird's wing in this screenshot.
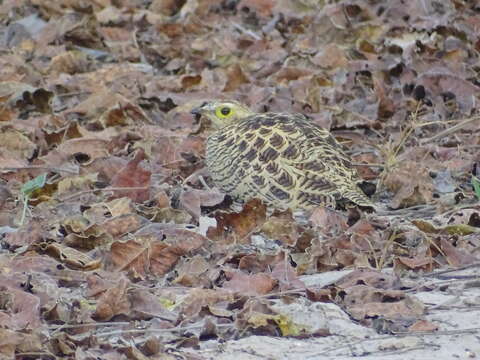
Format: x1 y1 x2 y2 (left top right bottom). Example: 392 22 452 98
237 113 345 208
207 112 372 209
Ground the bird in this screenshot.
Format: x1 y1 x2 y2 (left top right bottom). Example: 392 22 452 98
190 100 374 211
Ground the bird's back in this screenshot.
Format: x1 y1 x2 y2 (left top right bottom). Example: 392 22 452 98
206 112 373 210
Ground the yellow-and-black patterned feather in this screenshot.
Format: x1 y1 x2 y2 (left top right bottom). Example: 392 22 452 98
192 101 374 211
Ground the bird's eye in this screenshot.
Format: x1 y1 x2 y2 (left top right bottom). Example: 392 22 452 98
216 106 233 119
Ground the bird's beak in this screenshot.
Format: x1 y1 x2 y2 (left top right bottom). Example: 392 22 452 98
191 107 202 116
191 101 209 116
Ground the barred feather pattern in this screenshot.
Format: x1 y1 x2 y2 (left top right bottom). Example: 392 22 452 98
206 112 373 210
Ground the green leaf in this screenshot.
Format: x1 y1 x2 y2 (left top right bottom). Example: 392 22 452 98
412 219 478 236
21 173 47 197
444 224 478 236
472 175 480 201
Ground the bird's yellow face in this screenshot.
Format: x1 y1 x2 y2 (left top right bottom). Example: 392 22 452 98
191 101 254 129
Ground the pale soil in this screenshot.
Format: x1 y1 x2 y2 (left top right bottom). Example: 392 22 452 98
193 267 480 360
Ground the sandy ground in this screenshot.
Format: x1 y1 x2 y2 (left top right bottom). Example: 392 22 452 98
193 266 480 360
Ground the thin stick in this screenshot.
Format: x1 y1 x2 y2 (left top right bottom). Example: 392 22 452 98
96 323 233 338
60 186 149 201
0 166 78 174
351 162 384 168
420 115 480 145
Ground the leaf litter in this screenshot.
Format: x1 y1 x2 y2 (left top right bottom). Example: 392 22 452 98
1 0 480 359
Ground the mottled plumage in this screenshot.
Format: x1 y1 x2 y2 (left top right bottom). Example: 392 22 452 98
191 101 374 211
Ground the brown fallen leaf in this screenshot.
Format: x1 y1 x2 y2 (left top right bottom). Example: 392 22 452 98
408 319 439 332
48 50 89 75
34 241 102 270
94 278 131 321
3 221 45 249
0 81 53 113
177 288 235 319
440 238 478 267
394 256 435 272
383 161 434 209
110 149 151 203
311 44 348 69
109 225 206 277
0 328 43 359
336 269 401 290
271 258 306 292
102 213 146 238
173 255 211 287
309 207 349 231
261 211 298 246
129 289 177 322
44 138 111 166
0 282 42 330
0 127 37 161
179 187 225 219
223 270 277 296
207 199 267 244
341 285 425 324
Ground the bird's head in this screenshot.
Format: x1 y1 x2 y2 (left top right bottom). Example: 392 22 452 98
191 100 253 129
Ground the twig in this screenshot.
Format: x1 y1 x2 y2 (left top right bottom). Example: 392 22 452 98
232 23 262 41
60 186 149 201
96 323 234 338
20 194 29 226
420 115 480 145
0 166 78 174
14 352 56 359
351 162 385 168
422 262 480 278
375 204 437 217
49 321 130 330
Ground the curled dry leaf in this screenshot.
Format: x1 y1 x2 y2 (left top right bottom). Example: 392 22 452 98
33 241 102 270
419 71 480 114
333 269 425 328
179 187 225 219
109 237 171 278
0 81 53 113
3 221 45 249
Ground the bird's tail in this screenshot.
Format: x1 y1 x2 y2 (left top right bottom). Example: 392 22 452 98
343 186 376 210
